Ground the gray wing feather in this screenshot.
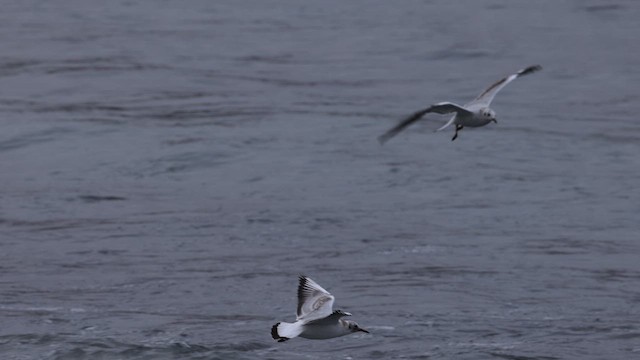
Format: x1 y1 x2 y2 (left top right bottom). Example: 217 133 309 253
296 276 335 322
378 102 471 144
468 65 542 107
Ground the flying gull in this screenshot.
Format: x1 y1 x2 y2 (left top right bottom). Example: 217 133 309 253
378 65 542 142
271 276 369 342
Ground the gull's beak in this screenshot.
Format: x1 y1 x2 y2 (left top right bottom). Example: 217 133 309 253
358 328 370 334
491 119 497 123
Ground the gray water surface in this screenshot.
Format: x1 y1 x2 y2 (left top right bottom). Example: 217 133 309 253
1 1 639 359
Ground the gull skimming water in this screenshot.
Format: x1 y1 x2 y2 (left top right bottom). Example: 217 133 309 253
271 276 369 342
378 65 542 143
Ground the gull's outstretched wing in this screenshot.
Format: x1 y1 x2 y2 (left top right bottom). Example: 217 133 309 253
467 65 542 108
306 309 352 325
378 102 471 144
296 276 335 322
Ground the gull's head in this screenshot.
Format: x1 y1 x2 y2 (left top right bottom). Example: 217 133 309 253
334 309 352 317
481 108 497 123
346 320 370 334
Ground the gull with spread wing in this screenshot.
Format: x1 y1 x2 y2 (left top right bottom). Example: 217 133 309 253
378 65 542 143
271 276 369 342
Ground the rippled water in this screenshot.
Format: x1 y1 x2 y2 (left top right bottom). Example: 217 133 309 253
1 1 639 359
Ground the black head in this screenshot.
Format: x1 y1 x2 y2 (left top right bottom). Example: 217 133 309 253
347 320 370 334
334 309 352 317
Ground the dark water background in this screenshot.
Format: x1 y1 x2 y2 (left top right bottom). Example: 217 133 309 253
1 1 639 359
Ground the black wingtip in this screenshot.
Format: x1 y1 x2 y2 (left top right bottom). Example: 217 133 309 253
377 134 390 146
520 64 543 76
378 126 405 145
377 107 433 145
271 322 289 342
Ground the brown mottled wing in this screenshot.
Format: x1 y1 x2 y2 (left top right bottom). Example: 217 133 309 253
296 276 335 322
468 65 542 107
378 102 471 144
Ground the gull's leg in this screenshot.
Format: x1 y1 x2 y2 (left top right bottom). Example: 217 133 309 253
452 125 463 141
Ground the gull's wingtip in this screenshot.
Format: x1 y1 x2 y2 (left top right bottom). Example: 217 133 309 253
521 64 543 75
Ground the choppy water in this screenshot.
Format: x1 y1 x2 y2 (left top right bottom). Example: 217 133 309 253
1 1 639 359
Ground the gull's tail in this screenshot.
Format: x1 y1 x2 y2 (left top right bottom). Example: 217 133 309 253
271 321 303 342
435 115 456 132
